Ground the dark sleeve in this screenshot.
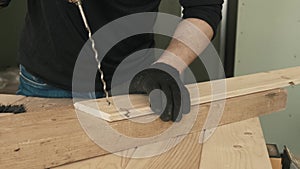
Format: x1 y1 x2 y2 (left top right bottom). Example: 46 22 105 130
179 0 224 38
0 0 11 7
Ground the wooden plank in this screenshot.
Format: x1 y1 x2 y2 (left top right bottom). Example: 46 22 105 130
0 95 72 117
199 117 272 169
54 133 202 169
75 66 300 122
13 97 73 112
0 108 105 169
0 94 25 105
98 89 287 138
0 89 285 169
54 118 269 169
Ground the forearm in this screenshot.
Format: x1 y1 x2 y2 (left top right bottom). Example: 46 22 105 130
156 18 214 74
157 18 213 73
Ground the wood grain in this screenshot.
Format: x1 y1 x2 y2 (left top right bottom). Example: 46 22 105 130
75 66 300 122
199 117 272 169
0 94 25 105
0 108 107 169
55 118 271 169
100 89 287 138
0 95 72 117
0 89 284 169
13 97 73 112
54 133 203 169
0 66 296 168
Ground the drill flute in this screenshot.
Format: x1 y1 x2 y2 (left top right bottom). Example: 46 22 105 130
70 0 111 105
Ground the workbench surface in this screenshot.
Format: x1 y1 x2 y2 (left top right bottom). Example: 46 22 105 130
0 94 275 169
1 60 299 169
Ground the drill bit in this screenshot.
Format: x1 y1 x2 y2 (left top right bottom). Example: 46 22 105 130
71 0 111 105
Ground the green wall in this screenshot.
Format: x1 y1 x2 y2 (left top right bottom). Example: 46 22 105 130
0 1 26 70
235 0 300 155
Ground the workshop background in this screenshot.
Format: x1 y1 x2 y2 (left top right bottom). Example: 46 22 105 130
0 0 299 156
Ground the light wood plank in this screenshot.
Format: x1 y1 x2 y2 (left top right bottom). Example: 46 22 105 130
199 117 272 169
0 95 72 117
13 97 73 112
99 89 287 138
54 118 270 169
0 89 287 169
0 94 25 105
75 66 300 122
54 133 202 169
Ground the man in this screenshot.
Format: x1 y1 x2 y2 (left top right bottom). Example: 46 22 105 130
1 0 223 121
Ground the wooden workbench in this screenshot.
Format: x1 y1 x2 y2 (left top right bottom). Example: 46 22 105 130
1 66 300 169
0 90 284 169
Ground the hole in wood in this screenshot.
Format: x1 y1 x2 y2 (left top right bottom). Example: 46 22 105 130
233 145 243 149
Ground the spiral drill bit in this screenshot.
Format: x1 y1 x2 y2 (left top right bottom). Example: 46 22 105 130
71 0 111 105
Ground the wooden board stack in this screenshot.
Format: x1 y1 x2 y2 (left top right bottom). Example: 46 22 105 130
0 66 299 169
75 66 300 122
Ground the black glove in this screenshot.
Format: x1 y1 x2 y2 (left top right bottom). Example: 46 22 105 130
129 63 190 122
0 0 11 8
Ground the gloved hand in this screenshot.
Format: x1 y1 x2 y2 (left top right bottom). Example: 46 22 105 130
0 0 11 8
129 63 190 122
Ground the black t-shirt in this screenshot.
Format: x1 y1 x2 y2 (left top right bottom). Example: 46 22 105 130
19 0 223 91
